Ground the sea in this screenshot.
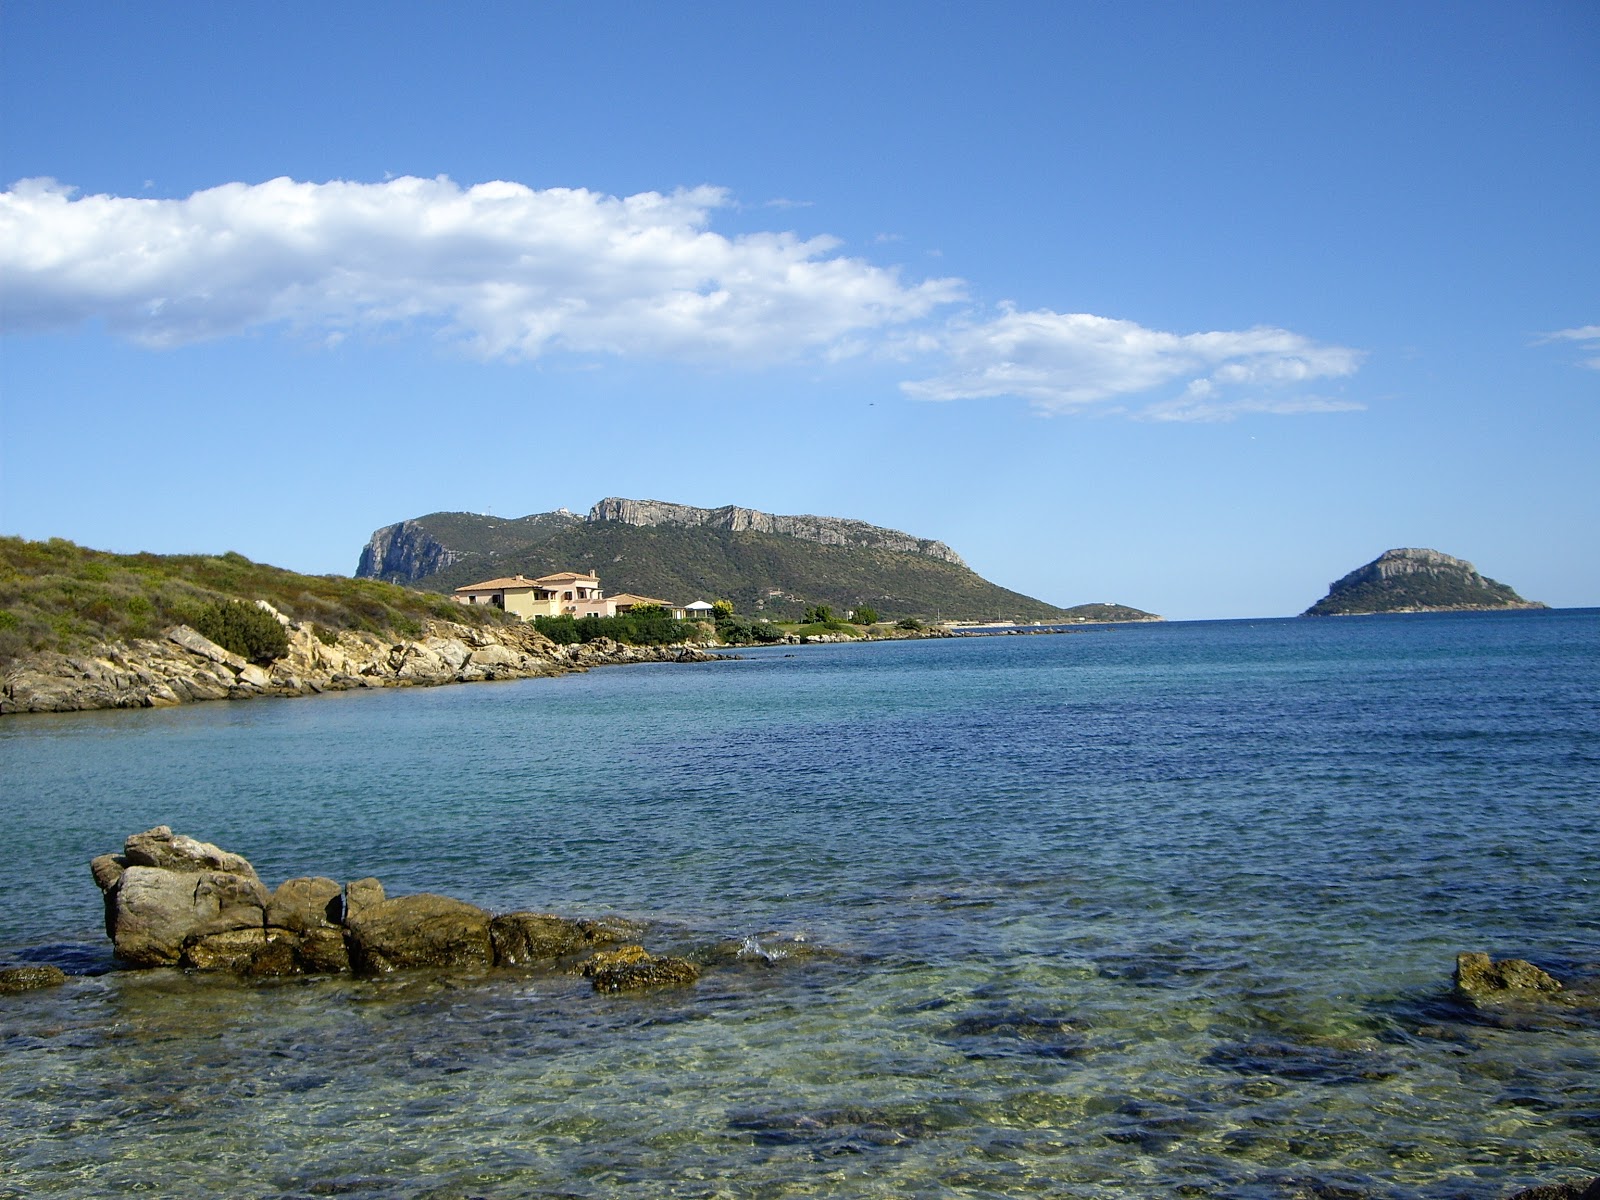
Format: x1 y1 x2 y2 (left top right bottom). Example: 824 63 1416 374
1 610 1596 1199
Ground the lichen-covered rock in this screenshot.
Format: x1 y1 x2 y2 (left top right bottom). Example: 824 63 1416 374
489 912 626 967
122 826 261 883
1456 952 1564 1003
0 965 68 993
342 877 385 925
292 927 350 975
106 865 268 966
345 893 493 976
182 928 273 972
583 943 700 993
267 876 343 932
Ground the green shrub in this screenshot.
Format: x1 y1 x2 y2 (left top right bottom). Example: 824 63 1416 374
897 617 924 631
193 600 290 665
853 605 879 625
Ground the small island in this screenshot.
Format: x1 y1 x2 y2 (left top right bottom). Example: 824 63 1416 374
1303 548 1546 616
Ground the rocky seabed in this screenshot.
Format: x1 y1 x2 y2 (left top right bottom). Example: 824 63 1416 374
0 602 722 715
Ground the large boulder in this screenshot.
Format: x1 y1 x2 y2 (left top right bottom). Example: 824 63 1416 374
489 912 623 967
105 864 268 966
267 877 343 932
342 877 386 924
345 893 493 976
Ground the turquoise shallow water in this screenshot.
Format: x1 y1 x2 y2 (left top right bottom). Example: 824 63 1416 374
2 611 1597 1198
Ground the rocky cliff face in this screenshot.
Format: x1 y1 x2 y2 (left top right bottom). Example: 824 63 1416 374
587 497 967 567
1303 548 1545 616
357 520 464 583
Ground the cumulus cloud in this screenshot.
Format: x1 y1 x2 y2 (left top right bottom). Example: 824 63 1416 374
901 307 1363 419
0 175 962 362
0 174 1368 420
1539 325 1600 370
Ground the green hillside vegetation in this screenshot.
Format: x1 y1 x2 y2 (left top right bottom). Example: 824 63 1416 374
375 515 1079 624
0 536 510 667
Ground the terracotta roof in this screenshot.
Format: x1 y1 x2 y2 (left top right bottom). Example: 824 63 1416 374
609 593 672 607
533 571 600 585
453 575 542 593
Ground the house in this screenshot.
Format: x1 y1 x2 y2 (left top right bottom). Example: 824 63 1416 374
452 571 690 622
450 575 565 619
684 600 716 621
452 570 604 619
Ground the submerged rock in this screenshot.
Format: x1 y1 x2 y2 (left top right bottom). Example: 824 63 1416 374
0 964 68 993
1506 1179 1600 1200
583 944 700 993
1455 952 1564 1003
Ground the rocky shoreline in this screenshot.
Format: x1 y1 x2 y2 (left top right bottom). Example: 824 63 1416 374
0 602 724 716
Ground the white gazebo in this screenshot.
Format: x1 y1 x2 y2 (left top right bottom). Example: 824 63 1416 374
684 600 717 620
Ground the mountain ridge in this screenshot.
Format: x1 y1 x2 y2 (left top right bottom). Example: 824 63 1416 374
355 499 1156 624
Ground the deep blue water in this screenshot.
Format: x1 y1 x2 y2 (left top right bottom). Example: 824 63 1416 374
2 610 1597 1198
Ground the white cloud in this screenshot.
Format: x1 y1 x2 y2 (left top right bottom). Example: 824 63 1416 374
901 307 1363 418
0 176 962 363
0 174 1369 420
1539 324 1600 370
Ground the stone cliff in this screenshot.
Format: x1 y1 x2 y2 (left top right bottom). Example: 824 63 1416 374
586 497 968 567
1303 548 1545 616
356 519 464 582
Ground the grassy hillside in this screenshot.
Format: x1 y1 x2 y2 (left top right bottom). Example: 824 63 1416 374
0 536 510 667
402 519 1078 623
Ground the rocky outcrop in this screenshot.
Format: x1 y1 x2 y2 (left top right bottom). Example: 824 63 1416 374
1304 548 1545 616
2 612 722 716
588 497 967 566
86 828 696 991
1455 951 1564 1004
356 519 466 584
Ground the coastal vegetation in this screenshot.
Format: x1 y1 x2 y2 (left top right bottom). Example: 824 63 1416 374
0 536 510 667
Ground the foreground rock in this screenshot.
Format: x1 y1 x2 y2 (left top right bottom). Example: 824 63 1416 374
87 827 692 991
0 965 67 994
2 610 724 715
1455 952 1564 1004
582 944 701 993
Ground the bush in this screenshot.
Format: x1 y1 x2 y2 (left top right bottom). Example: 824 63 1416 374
896 617 924 631
192 600 289 665
853 605 879 625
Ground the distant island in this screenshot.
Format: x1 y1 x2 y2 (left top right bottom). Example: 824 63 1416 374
357 497 1160 626
1302 548 1546 616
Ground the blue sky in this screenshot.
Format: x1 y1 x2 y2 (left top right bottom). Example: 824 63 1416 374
2 1 1595 619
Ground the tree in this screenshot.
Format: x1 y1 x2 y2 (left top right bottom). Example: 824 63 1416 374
853 605 879 625
712 599 735 619
802 604 835 624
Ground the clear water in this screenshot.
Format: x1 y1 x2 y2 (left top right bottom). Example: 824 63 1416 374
2 611 1597 1198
